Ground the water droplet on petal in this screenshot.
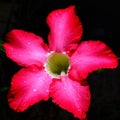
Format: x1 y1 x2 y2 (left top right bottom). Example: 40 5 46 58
27 42 30 45
33 89 37 92
37 74 40 76
64 87 67 90
23 81 26 83
55 13 59 16
19 54 22 57
46 90 49 93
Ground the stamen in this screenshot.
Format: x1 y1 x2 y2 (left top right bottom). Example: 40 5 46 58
44 52 70 78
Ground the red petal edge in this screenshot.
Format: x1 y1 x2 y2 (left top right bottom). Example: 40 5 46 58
8 65 52 112
70 40 118 81
3 29 48 66
47 5 83 52
50 77 91 120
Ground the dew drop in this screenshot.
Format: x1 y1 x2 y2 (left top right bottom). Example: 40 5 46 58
23 81 26 83
77 109 80 112
58 25 62 29
73 83 76 86
33 89 37 92
75 60 79 64
27 42 30 45
64 87 67 90
37 74 40 76
19 54 22 57
55 13 59 16
46 90 49 93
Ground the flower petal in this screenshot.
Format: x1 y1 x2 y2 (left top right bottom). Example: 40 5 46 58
50 77 91 120
8 65 52 112
47 5 83 52
70 40 118 81
3 29 48 66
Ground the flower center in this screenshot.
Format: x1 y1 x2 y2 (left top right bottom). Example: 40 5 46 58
44 52 70 78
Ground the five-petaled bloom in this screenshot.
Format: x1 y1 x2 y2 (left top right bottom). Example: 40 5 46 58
3 5 118 120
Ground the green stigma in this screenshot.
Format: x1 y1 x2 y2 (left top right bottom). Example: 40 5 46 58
45 52 70 78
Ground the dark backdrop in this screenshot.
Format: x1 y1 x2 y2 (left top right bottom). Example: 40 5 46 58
0 0 120 120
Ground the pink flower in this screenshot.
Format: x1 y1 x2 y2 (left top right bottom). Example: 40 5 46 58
3 6 118 120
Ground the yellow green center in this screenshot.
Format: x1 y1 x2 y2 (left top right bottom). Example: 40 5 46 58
45 52 70 78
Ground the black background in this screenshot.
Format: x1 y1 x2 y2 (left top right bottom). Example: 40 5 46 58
0 0 120 120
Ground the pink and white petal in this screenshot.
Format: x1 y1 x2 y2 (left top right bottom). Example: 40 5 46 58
3 29 48 66
50 77 91 120
8 65 52 112
47 5 83 52
70 40 118 81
